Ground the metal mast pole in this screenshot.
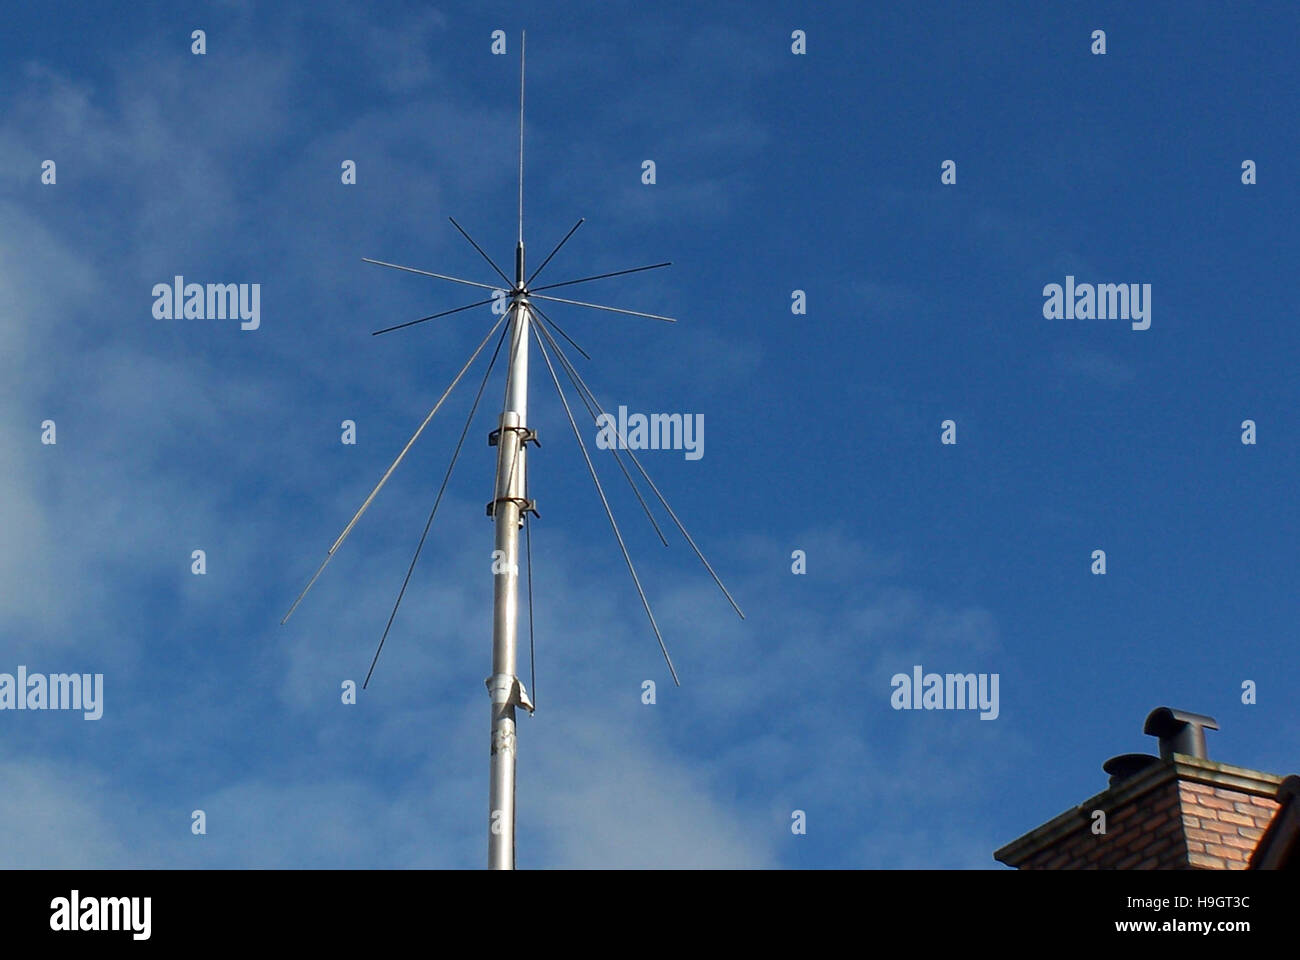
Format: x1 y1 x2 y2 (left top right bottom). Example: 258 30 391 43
487 230 533 869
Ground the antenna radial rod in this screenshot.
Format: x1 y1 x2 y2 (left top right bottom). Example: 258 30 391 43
361 258 500 293
530 316 681 684
527 299 589 363
363 322 510 688
530 292 676 323
538 318 745 620
533 315 666 545
281 314 507 624
526 218 584 287
530 261 672 294
372 295 499 336
450 218 512 288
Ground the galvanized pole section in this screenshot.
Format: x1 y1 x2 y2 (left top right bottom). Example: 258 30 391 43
487 240 532 869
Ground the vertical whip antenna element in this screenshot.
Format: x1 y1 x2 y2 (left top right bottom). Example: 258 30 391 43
518 30 526 244
279 31 742 870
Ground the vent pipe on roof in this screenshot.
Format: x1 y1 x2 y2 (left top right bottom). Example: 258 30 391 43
1143 706 1219 761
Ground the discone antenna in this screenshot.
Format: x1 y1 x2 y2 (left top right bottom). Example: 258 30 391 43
281 31 742 873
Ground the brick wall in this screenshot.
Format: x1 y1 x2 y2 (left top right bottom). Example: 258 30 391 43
1179 782 1279 870
1017 780 1188 869
995 756 1286 870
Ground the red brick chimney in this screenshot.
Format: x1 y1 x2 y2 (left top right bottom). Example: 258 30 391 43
995 707 1294 870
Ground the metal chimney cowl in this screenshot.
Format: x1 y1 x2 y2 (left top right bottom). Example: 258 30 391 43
1143 706 1219 761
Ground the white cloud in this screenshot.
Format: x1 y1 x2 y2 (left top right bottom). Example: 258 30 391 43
0 758 129 867
526 711 778 868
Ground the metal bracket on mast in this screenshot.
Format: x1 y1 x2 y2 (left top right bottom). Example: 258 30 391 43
485 422 540 520
487 426 540 448
485 496 539 520
486 673 535 715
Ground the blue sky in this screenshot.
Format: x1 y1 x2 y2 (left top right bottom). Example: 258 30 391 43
1 0 1297 868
